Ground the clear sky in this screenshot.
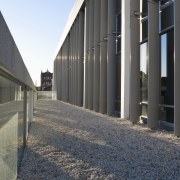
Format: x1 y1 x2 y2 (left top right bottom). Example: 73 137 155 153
0 0 75 86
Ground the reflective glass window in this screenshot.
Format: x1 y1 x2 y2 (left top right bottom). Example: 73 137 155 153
0 76 24 179
141 104 148 117
160 1 174 32
141 0 148 41
160 0 173 6
116 12 121 54
140 43 148 117
115 11 121 115
160 30 174 123
115 54 121 116
142 20 148 41
140 43 148 102
16 86 24 166
27 90 30 130
142 0 148 17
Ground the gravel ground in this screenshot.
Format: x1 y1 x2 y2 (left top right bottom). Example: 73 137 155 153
18 100 180 180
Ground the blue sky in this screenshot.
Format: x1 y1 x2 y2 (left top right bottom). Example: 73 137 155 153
0 0 75 86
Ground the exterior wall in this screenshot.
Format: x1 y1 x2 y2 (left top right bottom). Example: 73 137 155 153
53 0 179 136
0 12 36 179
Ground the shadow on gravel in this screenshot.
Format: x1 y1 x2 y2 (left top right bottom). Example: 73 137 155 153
17 147 74 180
22 100 180 179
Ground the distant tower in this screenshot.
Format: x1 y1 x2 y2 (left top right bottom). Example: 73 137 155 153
41 69 53 91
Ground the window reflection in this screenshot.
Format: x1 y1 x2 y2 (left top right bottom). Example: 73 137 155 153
142 20 148 41
0 76 18 179
0 76 24 179
141 0 148 41
140 42 148 117
115 9 121 116
116 12 121 54
142 0 148 17
140 43 148 102
16 86 24 167
161 34 167 78
160 0 171 5
160 30 174 123
159 0 174 32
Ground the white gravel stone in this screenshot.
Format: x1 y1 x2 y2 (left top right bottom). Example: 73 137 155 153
18 100 180 180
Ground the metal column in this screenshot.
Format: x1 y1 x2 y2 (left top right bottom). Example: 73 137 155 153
66 35 69 102
78 11 84 107
75 17 79 105
72 24 76 105
69 30 73 104
174 0 180 136
61 44 65 101
88 0 94 110
99 0 108 114
107 0 116 116
84 0 90 108
147 0 160 129
121 0 130 119
93 0 101 112
59 50 62 100
130 0 140 123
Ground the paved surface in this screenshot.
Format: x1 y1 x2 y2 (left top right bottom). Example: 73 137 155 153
18 100 180 179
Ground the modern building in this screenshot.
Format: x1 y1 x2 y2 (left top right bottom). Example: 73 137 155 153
53 0 180 136
0 12 36 179
41 70 53 91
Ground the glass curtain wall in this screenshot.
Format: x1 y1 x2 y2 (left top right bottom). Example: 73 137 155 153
0 76 24 179
27 90 30 129
26 89 34 137
0 74 35 179
16 86 24 167
140 0 148 119
159 0 174 123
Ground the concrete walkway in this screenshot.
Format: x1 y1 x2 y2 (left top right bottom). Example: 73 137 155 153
18 100 180 179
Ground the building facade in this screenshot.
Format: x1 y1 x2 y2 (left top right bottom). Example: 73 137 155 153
53 0 180 136
41 70 53 91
